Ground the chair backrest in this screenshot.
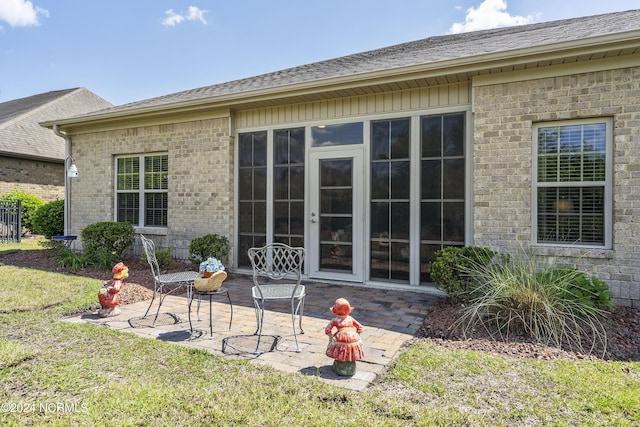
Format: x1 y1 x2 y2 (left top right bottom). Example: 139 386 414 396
140 234 160 280
248 243 305 283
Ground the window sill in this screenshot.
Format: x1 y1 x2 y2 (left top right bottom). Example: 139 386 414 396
531 245 614 259
135 227 168 237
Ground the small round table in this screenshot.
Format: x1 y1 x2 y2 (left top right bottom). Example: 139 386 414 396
188 286 233 339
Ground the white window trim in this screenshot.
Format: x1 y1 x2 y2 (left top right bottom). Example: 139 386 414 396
114 153 169 229
531 118 613 249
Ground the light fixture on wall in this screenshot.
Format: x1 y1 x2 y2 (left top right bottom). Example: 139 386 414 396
66 157 79 178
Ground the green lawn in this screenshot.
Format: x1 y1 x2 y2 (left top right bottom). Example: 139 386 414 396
0 240 638 426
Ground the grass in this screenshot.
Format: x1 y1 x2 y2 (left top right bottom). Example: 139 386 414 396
0 240 638 426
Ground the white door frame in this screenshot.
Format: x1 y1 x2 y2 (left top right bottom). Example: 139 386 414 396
308 147 365 282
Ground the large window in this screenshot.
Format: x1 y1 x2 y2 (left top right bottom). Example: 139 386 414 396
534 120 611 247
370 118 410 281
273 128 305 247
420 113 466 282
116 154 168 227
238 131 267 267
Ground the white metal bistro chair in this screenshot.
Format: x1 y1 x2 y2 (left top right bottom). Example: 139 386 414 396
140 234 199 326
248 243 306 352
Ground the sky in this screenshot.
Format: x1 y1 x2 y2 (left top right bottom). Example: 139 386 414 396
1 0 639 106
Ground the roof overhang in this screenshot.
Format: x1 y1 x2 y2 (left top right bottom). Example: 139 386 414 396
41 30 640 133
0 150 64 163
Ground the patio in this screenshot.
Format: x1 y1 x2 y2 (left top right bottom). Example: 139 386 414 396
64 274 443 391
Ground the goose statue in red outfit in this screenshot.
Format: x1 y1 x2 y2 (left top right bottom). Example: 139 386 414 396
98 262 128 317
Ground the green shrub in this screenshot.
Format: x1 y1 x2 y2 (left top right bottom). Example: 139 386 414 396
32 199 65 238
0 190 44 233
537 268 614 311
189 234 230 267
141 248 174 269
430 246 500 301
54 245 88 273
80 222 135 267
89 248 121 270
456 251 611 355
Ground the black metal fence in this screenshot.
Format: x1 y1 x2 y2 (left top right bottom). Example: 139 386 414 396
0 200 22 243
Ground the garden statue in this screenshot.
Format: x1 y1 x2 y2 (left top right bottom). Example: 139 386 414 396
98 262 128 318
325 298 364 376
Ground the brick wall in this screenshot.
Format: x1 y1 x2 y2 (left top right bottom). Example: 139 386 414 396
473 67 640 306
0 156 64 202
68 117 234 265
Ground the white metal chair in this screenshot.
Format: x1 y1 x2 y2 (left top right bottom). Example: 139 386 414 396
140 234 199 326
248 243 306 352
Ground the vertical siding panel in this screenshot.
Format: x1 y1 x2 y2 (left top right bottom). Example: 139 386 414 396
310 101 319 120
335 98 343 118
358 96 368 116
426 87 436 107
438 86 449 106
400 90 410 111
461 82 471 103
384 93 393 112
373 94 382 114
326 100 336 120
234 83 472 131
369 95 378 114
447 85 457 105
348 97 356 116
278 106 285 124
391 92 400 112
411 89 421 110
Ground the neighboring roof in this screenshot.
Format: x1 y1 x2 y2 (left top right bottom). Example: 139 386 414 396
0 88 113 161
48 9 640 127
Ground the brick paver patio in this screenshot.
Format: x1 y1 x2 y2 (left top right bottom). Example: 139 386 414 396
65 274 444 391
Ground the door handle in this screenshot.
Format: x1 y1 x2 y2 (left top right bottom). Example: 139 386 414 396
310 212 317 223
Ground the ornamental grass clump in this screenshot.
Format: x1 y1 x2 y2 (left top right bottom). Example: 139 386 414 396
455 251 613 356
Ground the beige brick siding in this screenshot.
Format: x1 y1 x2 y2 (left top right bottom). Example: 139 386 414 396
473 67 640 307
68 117 234 266
0 156 64 202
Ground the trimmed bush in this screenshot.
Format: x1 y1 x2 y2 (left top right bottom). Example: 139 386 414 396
33 199 65 238
80 222 135 268
430 246 500 301
0 190 44 233
189 234 230 267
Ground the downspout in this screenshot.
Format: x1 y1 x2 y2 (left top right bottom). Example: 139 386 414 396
53 124 71 236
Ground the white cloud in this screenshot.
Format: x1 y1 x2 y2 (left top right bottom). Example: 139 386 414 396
186 6 207 24
450 0 534 34
162 6 207 27
0 0 48 27
162 9 184 27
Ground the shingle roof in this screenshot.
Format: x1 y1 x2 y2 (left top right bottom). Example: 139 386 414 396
57 9 640 121
0 88 113 160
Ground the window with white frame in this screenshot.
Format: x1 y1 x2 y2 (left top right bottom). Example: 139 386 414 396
116 154 168 227
533 120 611 247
